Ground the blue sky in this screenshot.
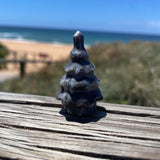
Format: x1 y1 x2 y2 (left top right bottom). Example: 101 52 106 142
0 0 160 34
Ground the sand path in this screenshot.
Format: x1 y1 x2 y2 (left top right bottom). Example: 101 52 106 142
0 70 19 83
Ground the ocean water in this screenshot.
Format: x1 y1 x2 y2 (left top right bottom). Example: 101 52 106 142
0 26 160 46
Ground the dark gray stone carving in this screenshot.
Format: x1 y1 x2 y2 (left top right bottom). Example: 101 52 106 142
56 31 103 116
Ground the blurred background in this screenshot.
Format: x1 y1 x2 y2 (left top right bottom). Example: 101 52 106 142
0 0 160 107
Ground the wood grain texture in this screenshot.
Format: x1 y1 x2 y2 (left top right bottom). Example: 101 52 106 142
0 92 160 160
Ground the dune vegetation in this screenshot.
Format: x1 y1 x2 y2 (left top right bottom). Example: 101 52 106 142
0 41 160 107
0 42 9 69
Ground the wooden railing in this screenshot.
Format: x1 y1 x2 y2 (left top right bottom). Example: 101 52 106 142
0 92 160 160
0 59 53 77
0 49 53 77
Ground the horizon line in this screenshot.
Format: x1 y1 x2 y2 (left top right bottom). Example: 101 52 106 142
0 24 160 37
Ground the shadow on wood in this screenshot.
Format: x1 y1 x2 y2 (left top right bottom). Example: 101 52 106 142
59 106 107 123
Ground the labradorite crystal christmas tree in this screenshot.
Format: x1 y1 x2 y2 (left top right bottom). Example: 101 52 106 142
56 31 103 116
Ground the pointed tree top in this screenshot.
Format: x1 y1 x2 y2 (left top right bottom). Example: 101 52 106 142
73 31 85 50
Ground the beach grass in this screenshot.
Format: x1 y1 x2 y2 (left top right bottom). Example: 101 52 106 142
0 42 9 69
0 41 160 107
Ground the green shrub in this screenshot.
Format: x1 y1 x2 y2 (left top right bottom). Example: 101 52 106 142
0 42 9 58
88 41 160 107
0 42 9 69
0 41 160 107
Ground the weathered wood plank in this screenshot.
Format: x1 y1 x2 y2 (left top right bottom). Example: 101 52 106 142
0 103 160 137
0 92 160 117
0 92 60 107
0 124 160 160
0 140 100 160
0 92 160 160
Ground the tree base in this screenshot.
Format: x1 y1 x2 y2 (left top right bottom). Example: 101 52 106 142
63 101 97 117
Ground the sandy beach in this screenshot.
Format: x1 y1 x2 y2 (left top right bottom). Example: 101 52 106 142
0 40 73 81
1 40 72 61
